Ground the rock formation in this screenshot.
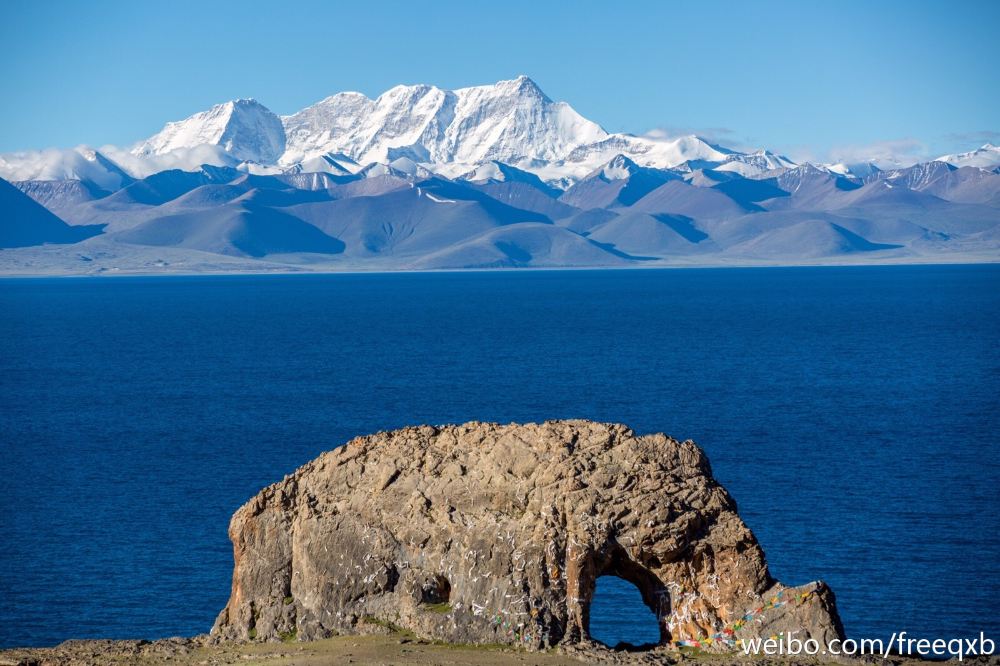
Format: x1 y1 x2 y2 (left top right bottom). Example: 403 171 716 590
212 421 844 651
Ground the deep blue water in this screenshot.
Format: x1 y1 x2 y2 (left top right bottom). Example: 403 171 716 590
1 266 998 650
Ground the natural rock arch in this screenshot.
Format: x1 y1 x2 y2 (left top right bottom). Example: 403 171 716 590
588 574 663 648
574 542 673 645
212 421 844 651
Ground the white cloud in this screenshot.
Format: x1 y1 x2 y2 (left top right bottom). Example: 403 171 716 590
642 126 756 152
100 144 236 177
824 138 929 169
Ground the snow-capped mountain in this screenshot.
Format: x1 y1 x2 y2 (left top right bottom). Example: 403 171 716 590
880 161 958 190
2 77 997 193
560 154 680 208
0 146 133 191
820 161 882 180
23 76 786 186
133 99 286 164
935 143 1000 169
281 76 607 173
715 150 796 177
117 76 785 185
286 153 361 176
561 133 732 175
1 74 997 275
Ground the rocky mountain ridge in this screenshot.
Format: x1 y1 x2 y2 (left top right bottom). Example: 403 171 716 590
1 76 997 272
3 76 998 189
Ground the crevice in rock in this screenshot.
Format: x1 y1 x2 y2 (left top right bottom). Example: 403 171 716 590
420 574 451 604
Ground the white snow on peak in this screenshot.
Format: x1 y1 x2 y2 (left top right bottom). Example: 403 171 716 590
0 145 130 190
461 161 508 182
6 76 998 191
285 152 360 176
935 143 1000 168
554 134 730 183
133 99 286 164
235 160 284 176
456 160 554 190
823 163 851 176
818 161 881 179
357 162 415 180
387 156 437 179
715 149 796 176
600 154 640 180
280 75 607 170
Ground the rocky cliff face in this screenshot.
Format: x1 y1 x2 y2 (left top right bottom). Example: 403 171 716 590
212 421 844 651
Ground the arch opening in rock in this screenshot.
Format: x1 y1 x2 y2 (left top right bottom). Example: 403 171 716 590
588 575 663 649
582 544 670 649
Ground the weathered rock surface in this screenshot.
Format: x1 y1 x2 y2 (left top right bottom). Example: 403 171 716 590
212 420 844 652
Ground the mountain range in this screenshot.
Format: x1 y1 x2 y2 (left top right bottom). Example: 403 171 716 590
1 76 997 274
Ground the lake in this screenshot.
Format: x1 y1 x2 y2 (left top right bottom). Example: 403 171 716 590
1 265 998 649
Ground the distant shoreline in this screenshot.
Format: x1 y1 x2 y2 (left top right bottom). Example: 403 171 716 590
0 256 997 279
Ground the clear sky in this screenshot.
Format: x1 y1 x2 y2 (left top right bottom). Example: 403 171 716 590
1 0 997 162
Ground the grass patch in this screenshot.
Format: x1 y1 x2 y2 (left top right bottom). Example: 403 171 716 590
247 627 257 640
283 595 294 605
676 646 711 659
422 601 452 614
279 628 297 642
360 615 414 637
433 640 511 652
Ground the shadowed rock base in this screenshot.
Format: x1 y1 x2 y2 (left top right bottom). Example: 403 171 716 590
212 420 845 653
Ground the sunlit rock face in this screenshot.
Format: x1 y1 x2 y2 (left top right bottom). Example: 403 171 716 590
212 420 844 651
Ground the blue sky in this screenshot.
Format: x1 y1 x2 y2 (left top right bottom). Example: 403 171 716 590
1 0 997 161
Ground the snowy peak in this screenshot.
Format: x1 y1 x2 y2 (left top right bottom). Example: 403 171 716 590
498 74 548 99
882 160 956 189
584 153 682 186
935 143 1000 168
133 99 286 164
0 146 132 191
776 163 858 195
560 153 680 208
457 74 550 104
8 76 999 194
460 160 548 185
444 75 606 164
286 152 361 176
821 161 882 180
280 92 375 165
534 133 726 187
600 154 642 180
715 149 796 177
281 75 607 169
